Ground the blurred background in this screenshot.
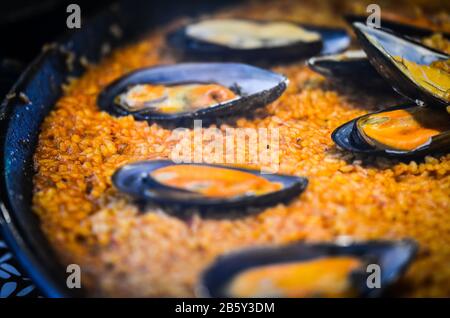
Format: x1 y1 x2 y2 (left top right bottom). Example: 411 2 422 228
0 0 114 98
0 0 448 98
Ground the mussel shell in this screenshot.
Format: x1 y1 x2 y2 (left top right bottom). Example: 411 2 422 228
309 16 450 88
167 19 350 62
345 14 450 40
97 63 288 126
198 239 417 298
307 50 371 77
112 160 308 211
353 22 450 107
307 50 392 90
331 103 450 157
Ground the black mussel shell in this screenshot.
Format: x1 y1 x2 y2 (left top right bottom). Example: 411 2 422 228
331 103 450 157
353 22 450 107
112 160 308 212
345 14 450 40
167 19 350 62
310 17 449 90
307 50 372 78
97 63 287 126
307 50 392 91
198 239 417 298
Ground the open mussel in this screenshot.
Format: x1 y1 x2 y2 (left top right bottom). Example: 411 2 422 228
97 63 287 126
167 18 350 62
198 239 417 298
332 103 450 157
332 24 450 157
309 17 449 90
353 22 449 107
112 160 308 214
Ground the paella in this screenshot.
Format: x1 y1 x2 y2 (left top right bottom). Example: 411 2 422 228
31 0 450 297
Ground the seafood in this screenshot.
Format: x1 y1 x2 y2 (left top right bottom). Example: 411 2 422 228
356 106 450 151
168 19 350 62
199 240 417 298
392 56 450 102
185 19 321 49
225 257 362 297
307 50 390 89
97 63 287 125
112 160 308 213
310 17 450 89
115 83 238 114
332 104 450 156
150 164 282 198
332 24 450 157
353 22 450 106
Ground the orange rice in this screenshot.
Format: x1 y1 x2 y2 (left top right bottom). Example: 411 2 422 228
32 0 450 297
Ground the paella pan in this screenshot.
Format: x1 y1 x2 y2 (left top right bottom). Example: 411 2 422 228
1 0 449 297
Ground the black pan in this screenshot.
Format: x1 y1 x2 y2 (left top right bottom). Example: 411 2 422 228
0 0 243 298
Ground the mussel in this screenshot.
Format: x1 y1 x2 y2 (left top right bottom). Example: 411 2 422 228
167 19 350 62
332 23 450 157
307 50 390 89
332 104 450 157
97 63 287 126
112 160 308 213
198 239 417 298
353 22 449 106
308 17 449 90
